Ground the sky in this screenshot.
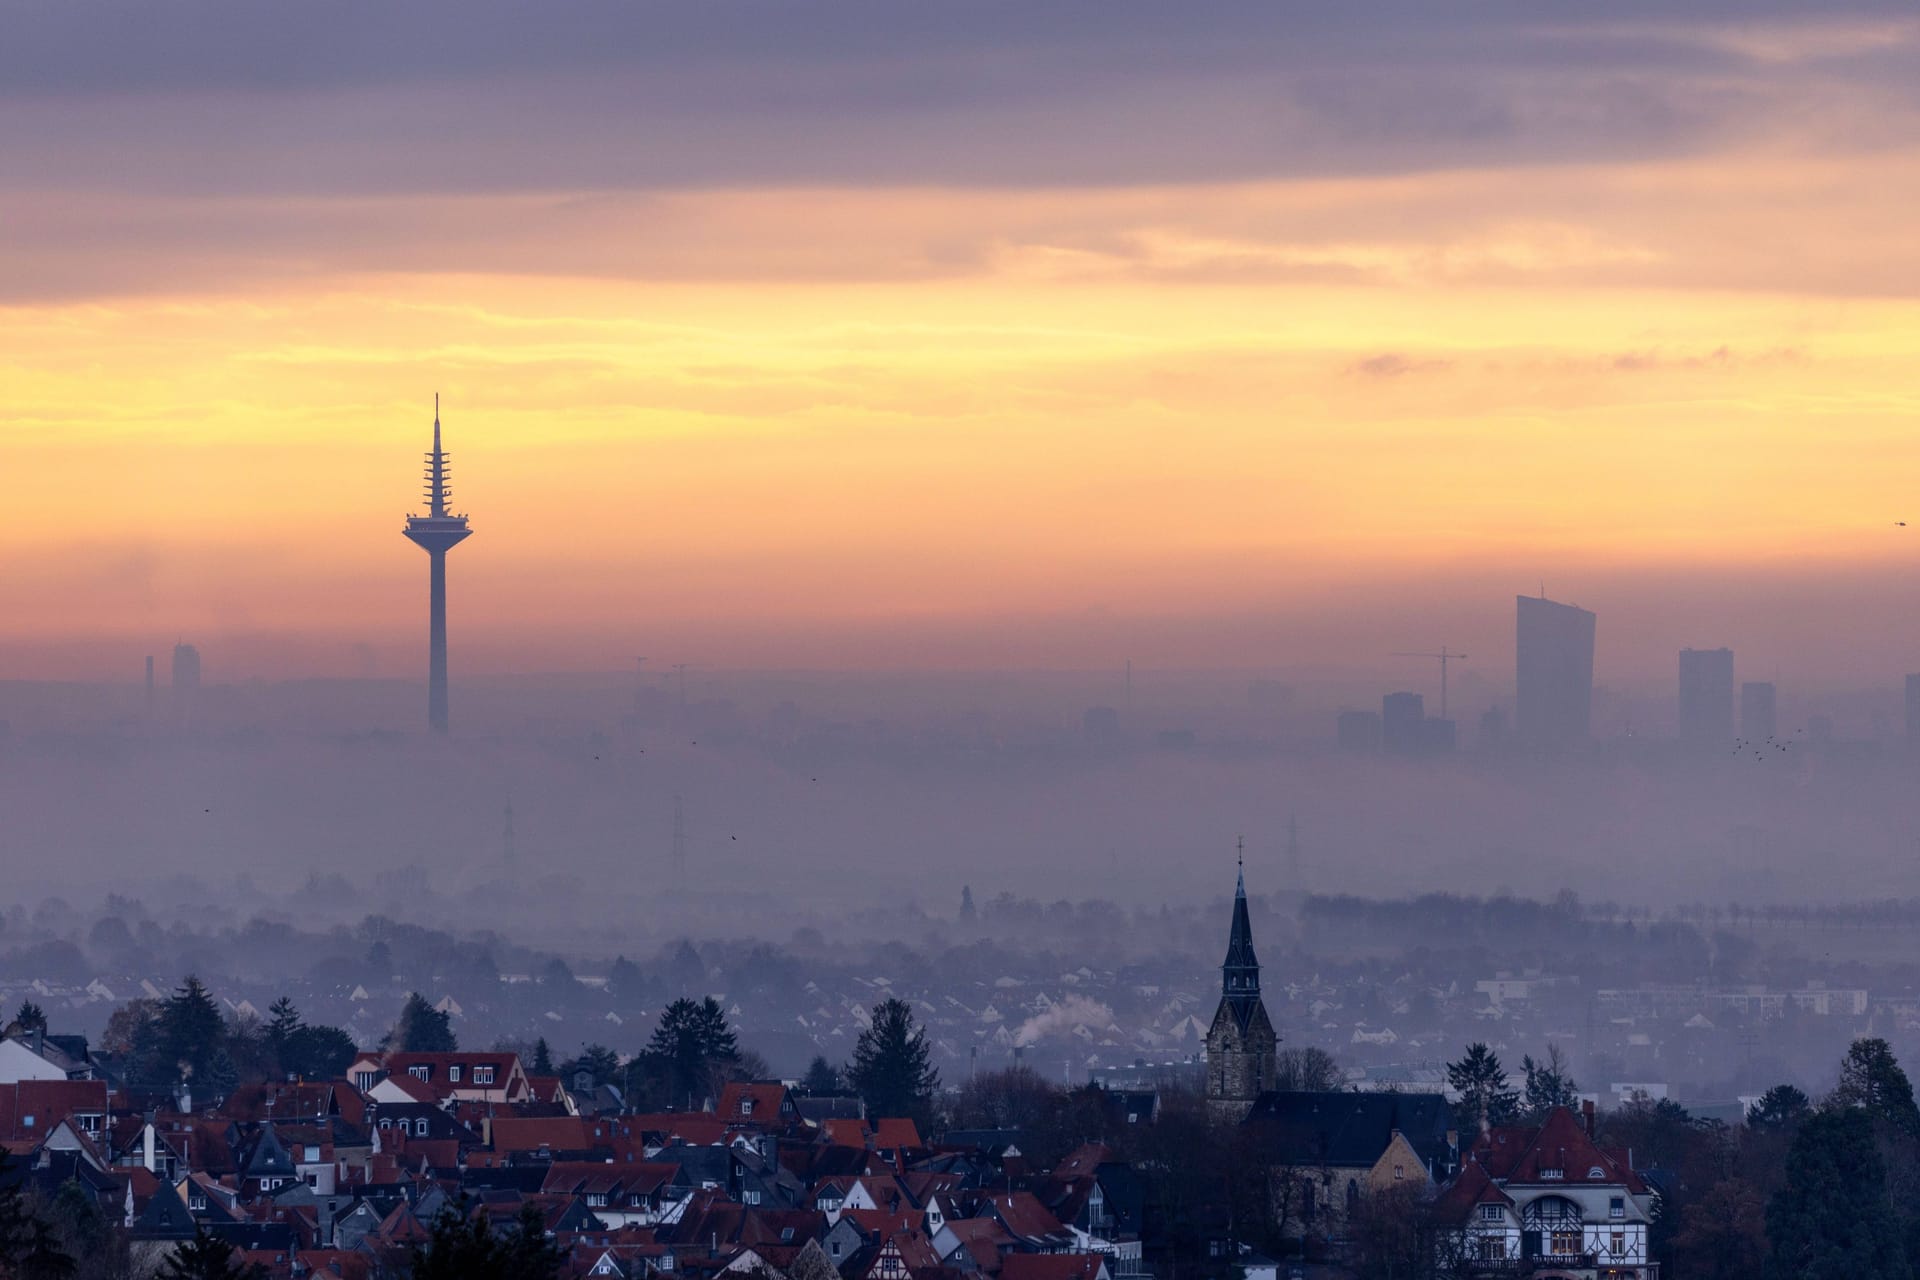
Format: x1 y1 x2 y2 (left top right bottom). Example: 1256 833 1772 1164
6 2 1920 686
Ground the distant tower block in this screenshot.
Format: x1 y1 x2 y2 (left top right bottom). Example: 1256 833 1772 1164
402 397 474 733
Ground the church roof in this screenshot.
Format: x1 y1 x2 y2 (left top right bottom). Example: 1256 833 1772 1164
1220 860 1263 1029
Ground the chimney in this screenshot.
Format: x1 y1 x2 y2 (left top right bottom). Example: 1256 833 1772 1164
1582 1098 1596 1139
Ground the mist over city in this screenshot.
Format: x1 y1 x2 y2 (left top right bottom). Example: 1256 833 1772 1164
6 3 1920 1278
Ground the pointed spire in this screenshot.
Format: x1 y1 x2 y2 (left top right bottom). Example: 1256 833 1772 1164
1222 842 1260 1023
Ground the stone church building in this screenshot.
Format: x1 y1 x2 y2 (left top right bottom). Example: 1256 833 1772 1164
1205 859 1278 1122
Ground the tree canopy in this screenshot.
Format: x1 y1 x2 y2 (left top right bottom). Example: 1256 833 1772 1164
847 997 939 1125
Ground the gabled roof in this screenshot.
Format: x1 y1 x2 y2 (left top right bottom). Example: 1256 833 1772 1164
1467 1106 1647 1194
1429 1159 1513 1223
131 1179 197 1240
979 1192 1072 1247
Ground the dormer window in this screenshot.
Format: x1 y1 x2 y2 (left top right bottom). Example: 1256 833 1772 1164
409 1065 431 1082
1540 1168 1564 1180
1588 1166 1605 1179
475 1067 495 1085
448 1066 462 1083
1479 1204 1502 1222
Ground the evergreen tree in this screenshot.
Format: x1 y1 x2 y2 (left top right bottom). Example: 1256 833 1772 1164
644 997 737 1109
264 998 301 1054
959 886 976 921
531 1037 554 1075
1521 1044 1579 1119
606 956 644 998
1748 1084 1813 1131
159 977 226 1082
1765 1108 1910 1280
13 1001 47 1034
568 1044 621 1090
0 1153 75 1280
847 997 939 1125
410 1198 562 1280
1447 1043 1519 1131
499 1202 566 1278
281 1023 357 1080
1832 1038 1920 1135
799 1056 843 1096
388 993 457 1053
159 1229 266 1279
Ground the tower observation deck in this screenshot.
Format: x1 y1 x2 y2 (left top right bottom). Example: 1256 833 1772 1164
402 397 473 732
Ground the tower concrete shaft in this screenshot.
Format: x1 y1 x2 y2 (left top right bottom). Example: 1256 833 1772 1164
402 398 472 733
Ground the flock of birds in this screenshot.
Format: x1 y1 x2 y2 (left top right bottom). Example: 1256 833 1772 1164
1733 727 1805 762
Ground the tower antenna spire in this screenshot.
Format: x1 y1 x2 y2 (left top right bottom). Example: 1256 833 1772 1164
403 396 473 732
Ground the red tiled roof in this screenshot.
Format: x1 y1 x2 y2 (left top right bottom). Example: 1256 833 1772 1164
717 1082 794 1123
872 1119 922 1150
0 1080 109 1143
1468 1106 1647 1193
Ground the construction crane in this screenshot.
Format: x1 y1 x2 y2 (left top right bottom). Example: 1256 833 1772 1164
1391 646 1468 720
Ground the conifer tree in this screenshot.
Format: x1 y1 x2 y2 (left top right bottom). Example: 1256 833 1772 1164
848 997 939 1125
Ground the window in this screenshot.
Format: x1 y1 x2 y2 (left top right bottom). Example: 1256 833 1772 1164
742 1098 757 1116
1611 1232 1626 1256
1539 1168 1563 1180
1587 1166 1605 1179
1609 1197 1625 1220
1476 1238 1506 1262
355 1071 375 1090
475 1067 495 1085
743 1190 762 1206
448 1066 461 1083
304 1146 320 1163
1393 1164 1405 1180
409 1065 430 1081
1550 1230 1582 1258
1479 1205 1503 1223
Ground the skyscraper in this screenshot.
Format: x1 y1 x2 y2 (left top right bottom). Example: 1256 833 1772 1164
1678 647 1734 749
1515 594 1596 747
1381 690 1426 755
1740 681 1777 742
403 398 473 733
171 643 201 690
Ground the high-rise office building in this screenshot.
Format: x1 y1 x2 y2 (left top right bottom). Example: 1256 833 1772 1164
170 643 201 690
1679 647 1734 749
1740 681 1777 742
1515 595 1596 747
1382 691 1426 755
402 398 474 733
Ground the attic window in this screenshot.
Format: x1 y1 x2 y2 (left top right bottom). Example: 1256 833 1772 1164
448 1066 461 1083
409 1066 430 1081
475 1067 495 1085
1540 1168 1564 1180
1588 1166 1605 1179
1479 1205 1502 1222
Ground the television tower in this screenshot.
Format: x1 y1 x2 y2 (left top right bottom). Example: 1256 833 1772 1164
402 396 473 733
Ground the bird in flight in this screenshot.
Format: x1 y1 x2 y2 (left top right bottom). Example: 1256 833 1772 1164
1898 521 1908 527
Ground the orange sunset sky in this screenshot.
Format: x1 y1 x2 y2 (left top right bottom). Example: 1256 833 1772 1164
4 4 1920 684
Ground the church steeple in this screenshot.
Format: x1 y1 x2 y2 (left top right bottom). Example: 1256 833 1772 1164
1205 839 1279 1122
1222 837 1261 1022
